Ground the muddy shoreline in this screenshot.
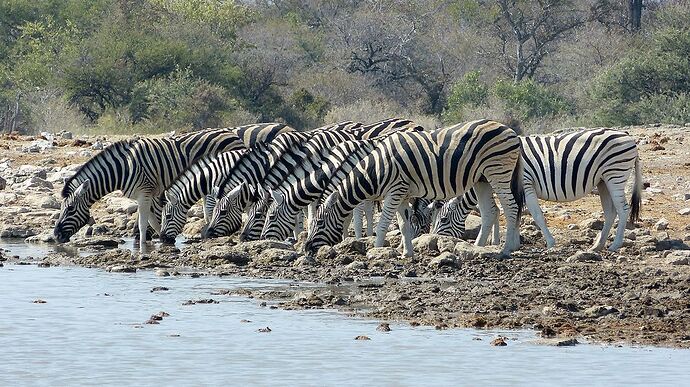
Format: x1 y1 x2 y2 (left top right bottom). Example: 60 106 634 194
2 125 690 348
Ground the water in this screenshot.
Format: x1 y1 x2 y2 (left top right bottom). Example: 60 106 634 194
1 243 689 386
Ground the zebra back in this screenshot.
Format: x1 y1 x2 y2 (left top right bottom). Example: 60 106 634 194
261 121 363 190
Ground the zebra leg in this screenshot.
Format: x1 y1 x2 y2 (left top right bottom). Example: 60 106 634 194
353 203 364 239
376 191 406 248
396 203 414 257
489 198 500 245
364 201 374 237
492 185 521 255
293 212 304 240
307 203 317 230
606 181 629 251
474 182 497 247
524 185 555 248
137 197 153 244
591 182 615 251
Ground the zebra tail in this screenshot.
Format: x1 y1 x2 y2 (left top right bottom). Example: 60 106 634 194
510 154 525 222
629 155 642 223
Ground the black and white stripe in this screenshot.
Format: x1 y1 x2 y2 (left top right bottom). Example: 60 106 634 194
304 119 525 257
431 129 642 251
54 123 291 243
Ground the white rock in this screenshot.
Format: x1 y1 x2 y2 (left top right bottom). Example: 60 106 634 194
665 251 690 265
655 218 669 231
105 197 138 214
678 208 690 216
13 176 54 191
366 247 399 260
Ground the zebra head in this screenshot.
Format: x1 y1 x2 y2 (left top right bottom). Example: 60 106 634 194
430 198 465 238
261 190 298 241
202 183 251 239
239 190 270 242
303 192 347 256
54 179 92 243
159 192 186 245
409 198 434 237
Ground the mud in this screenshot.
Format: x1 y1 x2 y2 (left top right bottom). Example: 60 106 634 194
2 124 690 348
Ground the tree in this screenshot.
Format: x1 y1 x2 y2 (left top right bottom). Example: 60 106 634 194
490 0 586 82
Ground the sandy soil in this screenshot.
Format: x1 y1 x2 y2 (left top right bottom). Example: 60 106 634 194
1 124 690 348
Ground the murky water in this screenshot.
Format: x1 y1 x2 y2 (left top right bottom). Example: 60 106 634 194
1 242 689 386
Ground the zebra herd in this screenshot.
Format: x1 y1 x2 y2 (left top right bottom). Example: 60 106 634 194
54 118 642 258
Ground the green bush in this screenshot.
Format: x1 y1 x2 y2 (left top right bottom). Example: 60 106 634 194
442 71 488 123
131 67 233 131
492 79 570 122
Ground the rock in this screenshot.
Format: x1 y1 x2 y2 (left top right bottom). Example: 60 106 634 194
17 164 47 179
105 197 138 215
664 251 690 265
684 193 690 201
366 247 399 260
655 218 669 231
567 250 602 262
376 322 391 332
0 176 5 190
253 248 298 265
91 140 104 150
0 226 37 239
533 338 579 346
60 131 73 140
13 176 53 191
346 260 366 270
109 265 136 273
258 327 272 333
24 194 60 210
584 305 618 318
200 246 251 266
334 238 367 256
68 237 122 248
490 337 508 346
237 240 294 255
579 218 604 230
25 231 56 244
429 252 458 269
412 234 439 255
437 235 462 253
679 208 690 216
655 239 689 251
315 246 336 260
150 287 169 292
354 335 371 340
454 241 479 260
155 269 170 277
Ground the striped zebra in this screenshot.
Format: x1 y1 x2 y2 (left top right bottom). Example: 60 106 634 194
54 123 292 243
431 129 642 251
241 119 426 241
201 128 327 238
205 119 422 238
158 150 246 244
303 119 525 258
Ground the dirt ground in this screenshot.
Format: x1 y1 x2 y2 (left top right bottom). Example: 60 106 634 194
1 124 690 348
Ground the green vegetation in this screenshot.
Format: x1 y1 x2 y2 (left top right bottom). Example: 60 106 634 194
1 0 689 134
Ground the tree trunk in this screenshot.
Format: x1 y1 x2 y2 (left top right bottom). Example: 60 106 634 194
629 0 642 32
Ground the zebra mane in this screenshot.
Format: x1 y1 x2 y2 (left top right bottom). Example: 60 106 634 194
215 141 271 198
61 138 138 198
316 141 378 205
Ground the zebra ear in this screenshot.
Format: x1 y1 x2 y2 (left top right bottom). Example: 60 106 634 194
428 200 444 210
324 191 339 208
228 183 244 199
270 190 284 204
164 191 177 205
73 179 90 196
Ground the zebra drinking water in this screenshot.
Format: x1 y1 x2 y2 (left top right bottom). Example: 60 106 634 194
303 119 525 258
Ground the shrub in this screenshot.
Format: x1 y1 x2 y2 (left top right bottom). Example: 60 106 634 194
442 71 489 123
492 79 570 122
131 67 232 131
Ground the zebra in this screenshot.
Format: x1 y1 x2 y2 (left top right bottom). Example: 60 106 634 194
54 123 292 244
241 119 426 241
431 129 642 251
158 149 246 244
303 119 525 258
201 128 327 238
204 119 421 239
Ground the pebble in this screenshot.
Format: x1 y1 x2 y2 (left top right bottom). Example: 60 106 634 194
679 208 690 216
490 337 508 346
258 327 272 333
567 251 602 263
155 269 170 277
655 218 669 231
109 265 136 273
354 335 371 340
377 322 391 332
